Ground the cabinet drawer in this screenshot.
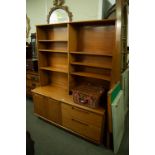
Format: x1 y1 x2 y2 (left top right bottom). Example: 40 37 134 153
26 87 32 96
27 79 40 88
26 74 39 82
62 103 103 128
62 116 101 141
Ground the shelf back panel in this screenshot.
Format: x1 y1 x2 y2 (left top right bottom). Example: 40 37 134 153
38 42 68 51
70 55 112 68
39 70 68 89
70 76 110 90
49 72 68 89
72 66 111 76
37 26 68 40
75 25 115 53
39 53 68 68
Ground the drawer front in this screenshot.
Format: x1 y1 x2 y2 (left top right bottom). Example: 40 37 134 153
26 79 40 88
62 116 101 141
26 87 32 96
62 103 103 128
26 74 39 82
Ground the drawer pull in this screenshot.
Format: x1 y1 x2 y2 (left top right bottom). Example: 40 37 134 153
72 107 89 114
72 118 88 126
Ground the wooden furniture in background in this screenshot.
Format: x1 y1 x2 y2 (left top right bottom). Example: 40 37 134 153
26 71 39 97
26 33 40 97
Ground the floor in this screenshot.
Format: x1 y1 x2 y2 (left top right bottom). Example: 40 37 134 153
26 97 129 155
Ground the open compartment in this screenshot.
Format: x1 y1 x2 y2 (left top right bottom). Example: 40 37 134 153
70 54 112 69
38 41 68 51
37 24 68 41
39 52 68 73
69 22 115 56
39 70 68 90
70 65 111 81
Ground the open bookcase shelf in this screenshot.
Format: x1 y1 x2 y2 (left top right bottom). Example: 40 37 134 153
71 71 111 81
70 62 112 69
32 15 123 145
70 51 113 57
38 40 68 42
40 66 68 73
39 49 68 53
34 18 117 98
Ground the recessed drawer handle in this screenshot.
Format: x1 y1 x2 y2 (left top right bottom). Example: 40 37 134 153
72 118 88 126
72 107 89 114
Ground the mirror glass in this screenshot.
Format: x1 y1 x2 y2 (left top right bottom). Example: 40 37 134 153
49 9 69 23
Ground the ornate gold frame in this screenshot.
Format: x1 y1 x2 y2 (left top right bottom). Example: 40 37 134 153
26 14 31 38
47 0 72 24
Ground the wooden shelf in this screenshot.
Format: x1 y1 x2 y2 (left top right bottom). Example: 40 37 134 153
70 18 116 25
38 40 68 42
70 62 112 69
70 51 112 57
39 49 68 53
32 85 105 115
40 66 68 73
37 22 68 27
71 72 111 81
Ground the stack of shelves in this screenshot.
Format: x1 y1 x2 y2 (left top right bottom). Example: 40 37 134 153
68 20 115 91
37 23 69 90
32 19 119 144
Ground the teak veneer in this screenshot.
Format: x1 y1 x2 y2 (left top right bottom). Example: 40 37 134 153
32 16 122 145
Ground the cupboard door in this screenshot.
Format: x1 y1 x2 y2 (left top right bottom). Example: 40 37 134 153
33 93 47 118
47 98 62 125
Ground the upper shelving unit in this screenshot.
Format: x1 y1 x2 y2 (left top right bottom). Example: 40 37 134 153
36 18 118 92
68 19 115 90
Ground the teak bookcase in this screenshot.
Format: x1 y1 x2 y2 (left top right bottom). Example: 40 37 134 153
32 16 122 144
31 0 127 149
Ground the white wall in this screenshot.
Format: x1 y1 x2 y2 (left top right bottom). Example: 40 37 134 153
26 0 102 41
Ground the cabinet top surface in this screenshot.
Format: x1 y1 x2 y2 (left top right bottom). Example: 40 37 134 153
32 85 105 115
36 18 116 27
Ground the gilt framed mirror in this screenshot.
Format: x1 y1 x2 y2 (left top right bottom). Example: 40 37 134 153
47 0 72 24
26 14 31 39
